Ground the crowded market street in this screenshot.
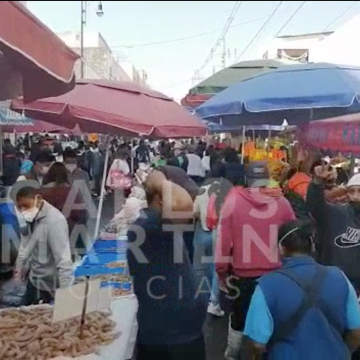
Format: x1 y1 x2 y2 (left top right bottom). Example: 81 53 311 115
3 1 360 360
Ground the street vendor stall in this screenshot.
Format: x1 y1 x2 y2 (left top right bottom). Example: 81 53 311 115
97 296 138 360
0 296 138 360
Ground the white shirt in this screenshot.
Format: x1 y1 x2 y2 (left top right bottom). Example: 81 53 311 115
194 184 211 231
202 155 211 172
186 153 205 178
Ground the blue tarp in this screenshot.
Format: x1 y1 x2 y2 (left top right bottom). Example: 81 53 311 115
91 239 127 253
196 63 360 126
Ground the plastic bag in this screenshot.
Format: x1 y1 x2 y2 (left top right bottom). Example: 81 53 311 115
0 278 27 307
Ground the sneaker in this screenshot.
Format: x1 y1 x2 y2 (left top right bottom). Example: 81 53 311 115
207 303 225 317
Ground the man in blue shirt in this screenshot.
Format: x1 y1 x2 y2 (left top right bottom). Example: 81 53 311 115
244 220 360 359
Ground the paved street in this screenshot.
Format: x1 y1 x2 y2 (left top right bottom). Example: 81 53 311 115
204 315 228 360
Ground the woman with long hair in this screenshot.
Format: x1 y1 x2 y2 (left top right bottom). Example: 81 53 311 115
40 162 88 258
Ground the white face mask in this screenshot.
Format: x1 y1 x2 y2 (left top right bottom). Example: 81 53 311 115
65 164 77 173
21 203 39 223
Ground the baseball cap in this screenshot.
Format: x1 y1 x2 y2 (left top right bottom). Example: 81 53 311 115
246 161 270 188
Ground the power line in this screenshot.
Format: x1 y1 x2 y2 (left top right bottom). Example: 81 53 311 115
235 1 284 62
165 1 303 91
274 1 307 37
195 1 243 76
111 16 265 49
323 1 359 31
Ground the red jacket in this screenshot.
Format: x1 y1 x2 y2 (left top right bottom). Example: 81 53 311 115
216 187 296 279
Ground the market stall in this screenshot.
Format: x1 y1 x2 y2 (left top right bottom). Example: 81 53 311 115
97 295 138 360
0 296 138 360
72 235 136 359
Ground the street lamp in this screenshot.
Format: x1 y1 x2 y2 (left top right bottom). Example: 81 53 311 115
96 1 104 17
80 1 104 79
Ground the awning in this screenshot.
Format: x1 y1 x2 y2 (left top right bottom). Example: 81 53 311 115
0 1 79 102
11 79 206 138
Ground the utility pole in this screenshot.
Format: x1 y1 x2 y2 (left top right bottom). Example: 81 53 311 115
221 37 226 69
80 1 104 79
80 1 86 79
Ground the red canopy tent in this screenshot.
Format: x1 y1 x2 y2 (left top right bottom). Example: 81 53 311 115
0 1 79 102
11 79 206 138
2 120 81 135
298 113 360 156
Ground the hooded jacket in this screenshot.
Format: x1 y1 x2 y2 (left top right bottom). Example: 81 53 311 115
216 187 295 279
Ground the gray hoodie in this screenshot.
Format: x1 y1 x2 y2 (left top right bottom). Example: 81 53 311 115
16 201 74 293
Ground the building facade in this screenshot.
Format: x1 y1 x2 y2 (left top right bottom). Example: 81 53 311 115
112 51 148 87
57 31 148 85
262 31 333 62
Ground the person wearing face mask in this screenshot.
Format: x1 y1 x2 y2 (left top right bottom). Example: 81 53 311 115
17 150 55 186
307 165 360 293
63 148 91 191
13 186 73 305
243 220 360 359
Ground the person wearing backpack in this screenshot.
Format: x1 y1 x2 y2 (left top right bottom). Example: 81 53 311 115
243 220 360 359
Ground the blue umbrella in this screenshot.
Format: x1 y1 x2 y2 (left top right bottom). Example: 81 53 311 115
203 120 285 133
195 63 360 126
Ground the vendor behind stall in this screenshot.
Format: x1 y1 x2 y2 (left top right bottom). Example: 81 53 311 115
13 186 73 305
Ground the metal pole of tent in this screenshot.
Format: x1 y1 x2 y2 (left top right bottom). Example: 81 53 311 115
93 139 111 238
267 128 272 156
241 126 246 164
131 140 134 174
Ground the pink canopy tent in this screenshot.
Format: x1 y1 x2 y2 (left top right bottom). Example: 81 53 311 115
2 120 81 135
0 1 79 101
11 79 206 139
299 113 360 155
